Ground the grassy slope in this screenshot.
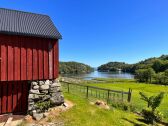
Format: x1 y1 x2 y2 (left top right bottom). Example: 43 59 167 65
58 93 148 126
87 78 168 121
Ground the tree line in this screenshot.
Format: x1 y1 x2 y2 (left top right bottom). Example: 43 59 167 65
59 61 94 75
98 55 168 85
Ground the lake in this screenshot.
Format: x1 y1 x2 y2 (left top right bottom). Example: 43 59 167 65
62 71 134 80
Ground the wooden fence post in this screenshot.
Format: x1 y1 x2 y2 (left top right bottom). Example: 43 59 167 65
86 86 89 98
121 91 124 102
68 83 70 93
107 90 110 104
127 88 132 102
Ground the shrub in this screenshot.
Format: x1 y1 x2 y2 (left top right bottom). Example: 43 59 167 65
111 102 136 112
35 100 52 113
141 109 163 124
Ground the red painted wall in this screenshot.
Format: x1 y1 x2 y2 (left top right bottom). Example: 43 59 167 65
0 34 59 81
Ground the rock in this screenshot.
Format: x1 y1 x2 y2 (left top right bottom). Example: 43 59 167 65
28 105 35 111
43 112 49 118
33 85 39 90
31 82 38 86
63 103 68 108
28 94 34 99
50 95 64 105
39 81 45 86
50 92 61 97
32 110 37 115
24 115 33 123
40 90 48 94
49 80 53 84
33 113 43 121
45 80 50 85
29 89 40 94
50 82 61 87
50 87 61 93
54 79 59 83
42 95 50 101
40 84 49 90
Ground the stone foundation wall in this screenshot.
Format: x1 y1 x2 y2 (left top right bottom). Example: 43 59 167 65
28 79 64 118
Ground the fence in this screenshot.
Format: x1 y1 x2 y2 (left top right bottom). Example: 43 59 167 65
61 82 132 104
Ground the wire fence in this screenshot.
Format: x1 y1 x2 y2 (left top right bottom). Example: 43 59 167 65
61 82 132 104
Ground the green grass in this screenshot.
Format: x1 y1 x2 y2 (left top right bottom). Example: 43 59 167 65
87 78 168 121
58 93 149 126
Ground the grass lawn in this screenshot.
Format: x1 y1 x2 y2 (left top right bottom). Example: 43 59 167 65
58 92 149 126
86 78 168 121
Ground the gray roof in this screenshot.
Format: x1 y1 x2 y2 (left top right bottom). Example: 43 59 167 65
0 8 62 39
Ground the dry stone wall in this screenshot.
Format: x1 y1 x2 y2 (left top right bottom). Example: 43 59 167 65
28 79 64 120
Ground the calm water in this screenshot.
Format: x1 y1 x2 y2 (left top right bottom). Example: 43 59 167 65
63 71 134 80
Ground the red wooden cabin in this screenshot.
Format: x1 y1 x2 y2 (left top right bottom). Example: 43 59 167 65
0 8 62 114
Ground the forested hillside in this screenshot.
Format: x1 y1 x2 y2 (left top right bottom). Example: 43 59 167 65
98 55 168 85
59 61 94 74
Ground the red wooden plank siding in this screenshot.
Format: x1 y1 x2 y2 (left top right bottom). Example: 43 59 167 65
54 40 59 78
27 38 33 80
38 38 44 80
33 39 38 80
0 83 2 114
0 34 59 81
7 82 12 113
14 36 21 80
49 41 53 79
12 82 18 112
43 40 49 79
1 37 7 81
2 83 7 113
21 37 27 80
0 35 2 80
7 37 14 81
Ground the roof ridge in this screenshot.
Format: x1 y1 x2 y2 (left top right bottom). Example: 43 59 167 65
0 7 49 17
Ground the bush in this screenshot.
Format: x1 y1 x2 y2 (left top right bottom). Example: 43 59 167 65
35 100 52 113
141 109 163 124
111 102 136 112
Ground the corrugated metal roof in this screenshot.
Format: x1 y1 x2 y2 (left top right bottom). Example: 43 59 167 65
0 8 62 39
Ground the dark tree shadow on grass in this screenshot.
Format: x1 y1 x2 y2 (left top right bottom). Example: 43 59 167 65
122 118 146 126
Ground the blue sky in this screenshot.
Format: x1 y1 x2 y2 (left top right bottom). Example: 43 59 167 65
1 0 168 67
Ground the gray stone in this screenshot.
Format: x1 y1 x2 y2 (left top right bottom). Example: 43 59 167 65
32 110 37 115
45 80 50 85
29 94 34 99
33 85 39 90
40 90 48 94
39 81 45 86
31 82 38 86
50 92 61 97
49 81 53 84
50 82 61 88
33 113 43 121
43 112 49 118
28 101 34 105
40 84 49 90
29 89 40 94
28 105 35 111
30 94 40 100
50 95 64 105
63 103 68 108
42 95 51 101
53 79 59 83
49 87 61 93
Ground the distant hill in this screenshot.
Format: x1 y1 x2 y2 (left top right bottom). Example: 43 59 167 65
59 61 94 74
98 55 168 73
